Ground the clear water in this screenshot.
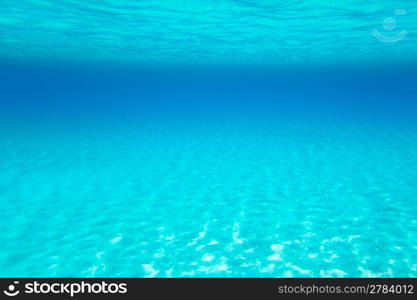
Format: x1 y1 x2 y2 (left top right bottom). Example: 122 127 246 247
1 1 417 64
1 1 417 278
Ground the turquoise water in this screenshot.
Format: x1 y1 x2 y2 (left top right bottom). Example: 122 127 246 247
1 1 417 64
1 68 417 277
1 1 417 278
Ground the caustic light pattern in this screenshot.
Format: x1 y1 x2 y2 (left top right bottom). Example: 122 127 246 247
0 1 417 278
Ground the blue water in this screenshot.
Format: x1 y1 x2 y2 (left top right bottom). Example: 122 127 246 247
1 1 417 278
1 1 417 64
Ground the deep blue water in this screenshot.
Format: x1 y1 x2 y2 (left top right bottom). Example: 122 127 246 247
1 1 417 278
1 64 416 277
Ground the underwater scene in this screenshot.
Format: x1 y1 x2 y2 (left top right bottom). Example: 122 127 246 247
0 1 417 277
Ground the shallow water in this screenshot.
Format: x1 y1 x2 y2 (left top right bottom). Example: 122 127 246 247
1 1 417 278
1 67 417 277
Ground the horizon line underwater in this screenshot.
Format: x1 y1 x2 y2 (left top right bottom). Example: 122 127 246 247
1 1 417 278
